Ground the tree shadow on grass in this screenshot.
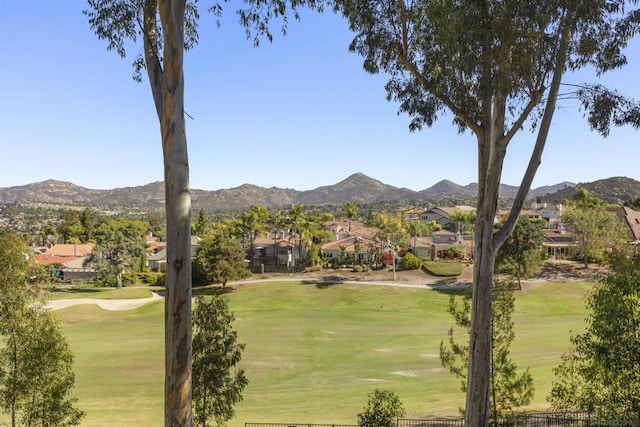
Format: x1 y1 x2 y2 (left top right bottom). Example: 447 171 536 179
47 287 104 295
192 286 235 297
300 276 347 289
430 278 470 296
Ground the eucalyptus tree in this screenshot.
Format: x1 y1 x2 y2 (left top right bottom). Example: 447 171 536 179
333 1 640 424
85 1 325 423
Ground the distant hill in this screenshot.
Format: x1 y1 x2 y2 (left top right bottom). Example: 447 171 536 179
295 173 416 205
2 174 637 211
539 176 640 205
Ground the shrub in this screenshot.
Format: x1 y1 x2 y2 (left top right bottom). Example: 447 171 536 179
357 388 405 427
135 272 164 285
304 265 322 273
422 260 463 277
399 252 422 270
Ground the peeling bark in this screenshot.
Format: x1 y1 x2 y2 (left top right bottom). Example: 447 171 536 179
143 0 192 425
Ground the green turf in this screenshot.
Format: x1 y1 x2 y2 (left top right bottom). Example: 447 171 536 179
422 260 464 276
3 280 592 426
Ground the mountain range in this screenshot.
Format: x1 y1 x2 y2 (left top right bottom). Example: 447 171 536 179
1 173 638 211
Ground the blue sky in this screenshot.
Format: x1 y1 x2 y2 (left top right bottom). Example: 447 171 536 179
1 1 639 192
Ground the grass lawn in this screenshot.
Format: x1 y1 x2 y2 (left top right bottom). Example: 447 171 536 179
422 260 464 276
13 280 592 426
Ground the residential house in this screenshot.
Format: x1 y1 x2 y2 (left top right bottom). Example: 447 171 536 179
616 206 640 257
325 219 371 238
496 209 542 223
145 232 166 253
407 236 434 259
616 206 640 245
418 206 476 231
542 228 575 259
531 202 563 229
249 233 298 268
34 243 97 281
321 234 378 265
431 230 473 259
147 236 201 272
405 208 428 222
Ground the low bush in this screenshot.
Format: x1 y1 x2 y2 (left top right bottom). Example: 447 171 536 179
135 272 165 285
304 265 322 273
399 252 423 270
422 260 463 277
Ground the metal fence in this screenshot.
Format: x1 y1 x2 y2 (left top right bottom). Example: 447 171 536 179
245 424 357 427
245 414 638 427
398 418 464 427
512 412 639 427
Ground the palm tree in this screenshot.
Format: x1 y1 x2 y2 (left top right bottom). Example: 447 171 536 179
343 202 358 232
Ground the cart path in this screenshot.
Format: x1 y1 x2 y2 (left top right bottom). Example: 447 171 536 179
45 292 163 311
45 278 472 312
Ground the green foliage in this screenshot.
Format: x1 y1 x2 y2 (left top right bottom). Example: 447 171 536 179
548 259 640 422
440 283 534 421
329 2 640 422
0 229 84 426
624 196 640 210
376 212 410 253
86 217 148 288
343 202 359 232
357 388 405 427
192 296 248 427
450 211 476 234
399 252 422 270
408 219 441 238
136 271 165 285
194 230 251 288
496 217 546 288
192 208 210 237
562 193 627 267
422 260 463 277
57 210 84 243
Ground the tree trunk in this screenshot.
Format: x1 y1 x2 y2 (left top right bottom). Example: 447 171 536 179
465 210 496 426
163 143 192 427
146 1 193 425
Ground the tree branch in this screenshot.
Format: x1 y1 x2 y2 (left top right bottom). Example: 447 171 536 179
143 0 165 119
396 55 482 136
495 8 576 249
